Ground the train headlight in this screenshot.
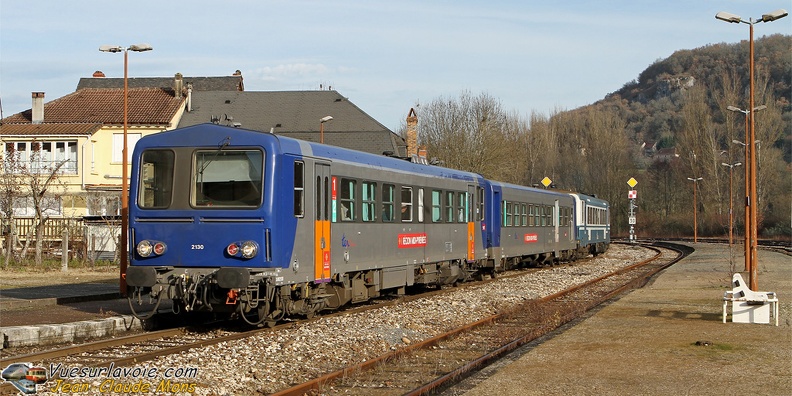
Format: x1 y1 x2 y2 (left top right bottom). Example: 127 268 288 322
137 240 168 257
136 240 166 258
226 241 258 259
241 241 258 259
137 241 153 257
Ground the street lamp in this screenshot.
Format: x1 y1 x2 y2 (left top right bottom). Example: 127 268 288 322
319 115 333 144
721 162 742 248
729 104 765 273
99 43 153 296
717 8 786 291
687 177 703 243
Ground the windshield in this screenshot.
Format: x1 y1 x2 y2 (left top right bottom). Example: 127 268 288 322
139 150 175 209
193 149 263 207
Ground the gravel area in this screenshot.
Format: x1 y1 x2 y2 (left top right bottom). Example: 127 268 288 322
30 244 651 395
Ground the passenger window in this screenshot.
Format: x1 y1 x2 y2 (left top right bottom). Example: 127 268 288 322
417 188 424 223
339 178 356 221
382 184 395 222
431 190 442 222
294 161 304 217
401 186 413 222
445 191 455 222
362 181 376 222
457 192 467 223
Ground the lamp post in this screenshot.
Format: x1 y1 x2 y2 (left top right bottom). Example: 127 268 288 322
729 104 765 273
687 177 703 243
717 8 786 291
319 115 333 144
721 162 742 247
99 43 153 295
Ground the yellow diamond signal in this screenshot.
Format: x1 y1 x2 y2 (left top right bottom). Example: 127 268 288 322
541 177 552 187
627 177 638 188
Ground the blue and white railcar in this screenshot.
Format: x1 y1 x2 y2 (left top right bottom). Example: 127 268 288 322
570 193 610 255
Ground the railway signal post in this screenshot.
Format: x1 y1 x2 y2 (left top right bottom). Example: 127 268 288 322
627 178 638 243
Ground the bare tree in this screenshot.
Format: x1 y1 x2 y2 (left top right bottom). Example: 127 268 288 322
2 141 68 266
0 152 24 267
417 91 521 182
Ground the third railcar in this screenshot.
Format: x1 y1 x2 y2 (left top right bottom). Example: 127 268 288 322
125 123 609 325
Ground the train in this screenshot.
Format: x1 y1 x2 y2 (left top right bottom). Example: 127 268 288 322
125 123 609 326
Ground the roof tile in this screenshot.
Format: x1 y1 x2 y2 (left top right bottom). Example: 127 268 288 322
1 88 184 125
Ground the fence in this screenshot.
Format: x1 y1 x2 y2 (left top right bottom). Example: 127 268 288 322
2 217 120 262
8 217 85 242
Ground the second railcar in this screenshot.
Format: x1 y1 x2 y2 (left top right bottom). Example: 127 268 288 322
483 182 578 270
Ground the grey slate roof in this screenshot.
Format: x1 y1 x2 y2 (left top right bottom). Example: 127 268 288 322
178 90 406 156
77 75 244 92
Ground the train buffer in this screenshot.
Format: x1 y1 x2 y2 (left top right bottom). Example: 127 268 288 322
722 273 779 326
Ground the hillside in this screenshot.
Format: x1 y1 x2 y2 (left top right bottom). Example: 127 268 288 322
596 34 791 161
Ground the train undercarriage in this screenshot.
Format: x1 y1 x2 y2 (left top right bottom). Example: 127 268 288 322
126 259 488 327
126 243 608 327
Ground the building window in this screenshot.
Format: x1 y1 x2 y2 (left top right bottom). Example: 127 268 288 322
112 133 141 163
12 196 62 217
4 140 78 174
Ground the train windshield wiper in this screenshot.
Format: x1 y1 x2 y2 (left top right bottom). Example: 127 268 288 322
198 137 231 178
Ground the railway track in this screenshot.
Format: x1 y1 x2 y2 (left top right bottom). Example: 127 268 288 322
0 243 659 395
272 242 687 396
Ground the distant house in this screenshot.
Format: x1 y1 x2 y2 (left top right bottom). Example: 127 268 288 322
0 87 185 219
178 90 406 157
76 70 245 92
654 147 679 163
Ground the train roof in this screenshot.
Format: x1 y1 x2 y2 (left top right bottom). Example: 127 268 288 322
135 123 484 183
488 180 573 199
569 193 609 206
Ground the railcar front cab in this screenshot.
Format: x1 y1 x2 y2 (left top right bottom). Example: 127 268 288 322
126 141 282 324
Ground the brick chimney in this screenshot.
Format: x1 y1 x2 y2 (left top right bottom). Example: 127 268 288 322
31 92 45 124
406 107 418 158
173 73 184 98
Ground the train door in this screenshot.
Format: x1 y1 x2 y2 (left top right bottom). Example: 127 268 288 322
467 185 476 262
554 200 560 244
553 199 560 256
314 163 331 282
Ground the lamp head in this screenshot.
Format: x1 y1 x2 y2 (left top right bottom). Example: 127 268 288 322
761 9 788 22
99 45 124 53
320 116 333 123
715 11 741 23
129 43 153 52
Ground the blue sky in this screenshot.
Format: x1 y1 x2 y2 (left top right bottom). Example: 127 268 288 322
1 0 790 131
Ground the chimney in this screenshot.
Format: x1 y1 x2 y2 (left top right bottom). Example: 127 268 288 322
31 92 45 124
173 73 183 98
406 107 418 158
92 70 106 78
186 83 193 112
233 70 245 91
